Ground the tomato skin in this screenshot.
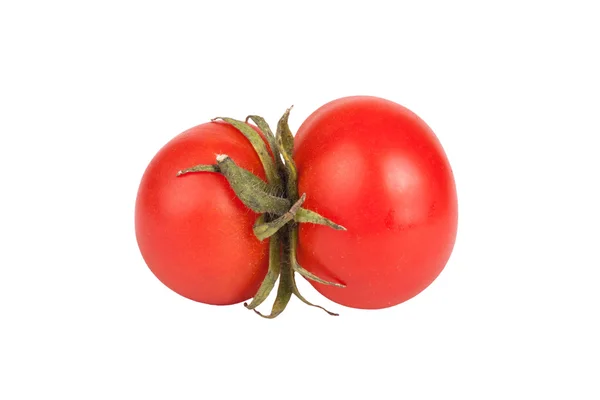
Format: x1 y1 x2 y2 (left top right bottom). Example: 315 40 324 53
294 96 458 309
135 122 269 305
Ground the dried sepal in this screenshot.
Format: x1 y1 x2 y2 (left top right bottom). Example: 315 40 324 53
213 117 281 189
290 270 339 316
276 106 295 156
253 194 306 241
177 164 219 175
216 155 290 215
245 115 286 175
251 230 293 319
276 108 299 200
244 232 282 310
289 228 346 288
295 207 346 231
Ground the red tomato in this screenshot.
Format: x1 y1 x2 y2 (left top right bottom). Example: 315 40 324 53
135 122 269 305
294 96 458 309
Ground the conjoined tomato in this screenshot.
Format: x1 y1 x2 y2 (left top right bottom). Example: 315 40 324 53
294 96 458 309
135 122 269 305
136 96 457 315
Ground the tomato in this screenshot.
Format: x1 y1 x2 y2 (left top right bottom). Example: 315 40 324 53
294 96 458 309
135 122 269 305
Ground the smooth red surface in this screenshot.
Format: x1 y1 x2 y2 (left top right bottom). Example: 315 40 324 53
294 96 458 309
135 122 269 305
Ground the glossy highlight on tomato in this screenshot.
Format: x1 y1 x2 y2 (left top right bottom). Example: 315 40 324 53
294 96 458 309
135 122 269 305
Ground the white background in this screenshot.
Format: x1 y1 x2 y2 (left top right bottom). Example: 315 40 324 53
1 1 599 398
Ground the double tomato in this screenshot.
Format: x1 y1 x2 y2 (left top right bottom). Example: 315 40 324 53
135 96 457 312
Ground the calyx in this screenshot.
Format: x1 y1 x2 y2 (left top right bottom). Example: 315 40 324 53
177 108 346 318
